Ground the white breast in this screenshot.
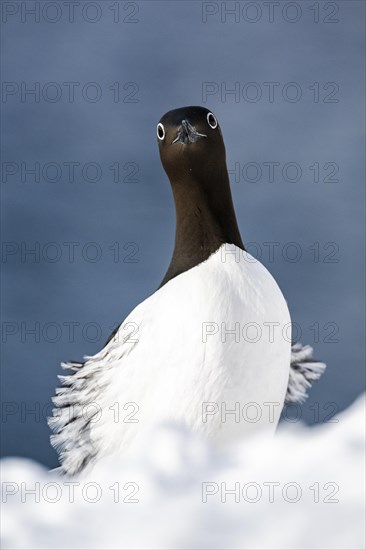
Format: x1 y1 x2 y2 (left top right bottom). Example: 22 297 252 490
51 244 291 473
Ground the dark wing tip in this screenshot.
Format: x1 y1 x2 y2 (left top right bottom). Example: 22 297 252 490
48 359 96 476
285 343 326 404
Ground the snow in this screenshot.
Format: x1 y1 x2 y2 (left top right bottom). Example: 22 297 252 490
1 394 365 550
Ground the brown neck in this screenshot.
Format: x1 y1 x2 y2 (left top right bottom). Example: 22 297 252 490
160 168 244 287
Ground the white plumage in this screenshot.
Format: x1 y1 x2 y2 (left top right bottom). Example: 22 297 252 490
49 245 319 475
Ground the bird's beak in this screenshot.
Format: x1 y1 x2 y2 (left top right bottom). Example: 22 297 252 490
172 119 207 145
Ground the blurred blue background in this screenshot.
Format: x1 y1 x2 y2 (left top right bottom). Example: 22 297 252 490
1 0 365 467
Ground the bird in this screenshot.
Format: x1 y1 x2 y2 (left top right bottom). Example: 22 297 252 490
49 106 326 475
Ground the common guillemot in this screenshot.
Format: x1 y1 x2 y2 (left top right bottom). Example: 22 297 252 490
49 106 326 475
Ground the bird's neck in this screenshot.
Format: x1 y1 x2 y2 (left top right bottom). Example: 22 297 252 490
160 169 244 287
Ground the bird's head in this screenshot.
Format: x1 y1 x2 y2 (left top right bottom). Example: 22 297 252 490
157 106 226 185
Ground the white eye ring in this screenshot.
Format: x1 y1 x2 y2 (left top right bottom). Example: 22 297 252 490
157 123 165 140
207 112 218 129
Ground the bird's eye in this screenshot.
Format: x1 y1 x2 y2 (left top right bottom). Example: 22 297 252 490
157 123 165 140
207 112 218 129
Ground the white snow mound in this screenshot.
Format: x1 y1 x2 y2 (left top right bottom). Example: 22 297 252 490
1 394 365 550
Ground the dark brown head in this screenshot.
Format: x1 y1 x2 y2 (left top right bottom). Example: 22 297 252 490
157 106 226 188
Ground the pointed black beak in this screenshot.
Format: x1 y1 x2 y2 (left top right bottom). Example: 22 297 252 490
172 119 207 145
